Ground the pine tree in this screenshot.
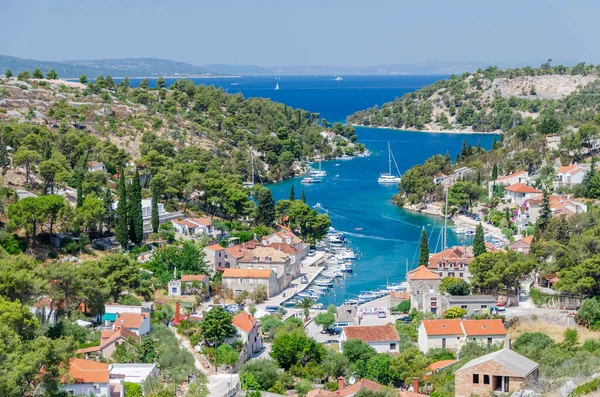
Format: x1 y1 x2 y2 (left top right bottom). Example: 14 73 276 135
473 223 486 256
418 228 429 267
115 171 129 248
444 150 451 165
151 185 159 233
129 170 143 244
301 190 306 203
5 69 12 78
255 188 275 226
538 190 551 232
76 176 83 208
290 185 295 201
103 188 115 234
555 216 570 245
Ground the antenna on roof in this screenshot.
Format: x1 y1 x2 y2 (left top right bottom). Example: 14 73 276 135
348 376 356 385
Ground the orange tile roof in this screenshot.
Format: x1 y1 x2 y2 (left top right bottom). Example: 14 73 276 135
222 268 274 279
266 242 300 254
428 359 458 371
504 183 541 194
205 244 225 251
307 378 384 397
496 170 527 182
191 217 212 226
461 319 506 336
390 291 410 300
181 274 208 282
113 313 148 329
407 265 441 280
225 246 245 259
101 326 139 349
421 319 464 336
521 235 534 245
342 325 400 342
67 358 109 384
232 312 258 334
558 164 584 175
76 346 101 354
429 246 471 260
173 219 200 228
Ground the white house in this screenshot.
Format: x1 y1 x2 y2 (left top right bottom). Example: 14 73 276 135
503 183 541 206
103 303 143 322
112 312 151 336
62 358 123 397
112 198 181 233
232 312 263 362
417 319 507 353
320 130 336 141
554 164 588 188
30 298 58 324
171 217 215 236
87 161 107 173
339 325 400 354
108 363 157 384
488 170 530 198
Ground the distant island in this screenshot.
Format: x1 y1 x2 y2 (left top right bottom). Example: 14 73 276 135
0 54 581 78
347 61 600 133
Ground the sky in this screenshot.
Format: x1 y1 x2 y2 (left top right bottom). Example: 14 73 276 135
1 0 598 67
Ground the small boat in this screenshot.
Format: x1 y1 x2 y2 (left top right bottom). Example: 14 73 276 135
314 278 334 287
354 227 362 231
301 177 321 184
335 174 340 178
378 142 402 184
311 303 324 310
335 76 343 81
335 163 340 166
386 282 408 291
453 227 468 234
274 83 279 90
336 154 352 160
342 263 353 273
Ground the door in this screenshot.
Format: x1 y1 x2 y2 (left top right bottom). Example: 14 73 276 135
442 338 446 348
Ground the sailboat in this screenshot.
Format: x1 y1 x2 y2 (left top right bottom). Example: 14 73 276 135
274 83 280 91
309 155 327 177
243 146 256 188
377 142 402 184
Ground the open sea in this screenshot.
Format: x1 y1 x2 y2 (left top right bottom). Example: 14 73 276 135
134 75 496 305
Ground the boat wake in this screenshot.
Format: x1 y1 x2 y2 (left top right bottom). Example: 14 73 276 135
338 230 409 243
380 214 422 229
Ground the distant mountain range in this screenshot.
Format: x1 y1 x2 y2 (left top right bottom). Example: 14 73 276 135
0 54 580 78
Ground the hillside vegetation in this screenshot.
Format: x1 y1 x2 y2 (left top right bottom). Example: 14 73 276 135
348 61 600 133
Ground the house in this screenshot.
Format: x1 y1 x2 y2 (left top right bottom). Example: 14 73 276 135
77 326 140 359
508 235 534 254
238 245 299 290
320 130 336 141
504 183 541 206
222 268 279 297
417 319 507 353
62 358 124 397
103 303 143 321
433 174 453 186
454 348 539 397
108 363 157 384
428 246 474 281
339 325 400 354
555 164 588 188
535 273 559 290
428 359 458 373
203 241 258 271
171 217 215 237
447 295 498 315
112 313 151 336
232 312 263 362
113 198 181 233
203 244 228 270
453 166 475 181
524 194 587 225
263 229 307 254
407 266 443 313
168 274 210 296
488 170 529 198
30 297 59 324
307 377 384 397
87 161 107 173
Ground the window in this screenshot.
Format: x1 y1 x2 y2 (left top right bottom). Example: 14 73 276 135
459 272 464 278
239 278 243 284
218 252 221 257
461 305 468 309
483 375 490 385
428 285 434 292
481 305 487 309
390 343 397 350
487 337 492 345
473 374 479 384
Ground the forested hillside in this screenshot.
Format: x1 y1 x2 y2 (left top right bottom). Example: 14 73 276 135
348 61 600 133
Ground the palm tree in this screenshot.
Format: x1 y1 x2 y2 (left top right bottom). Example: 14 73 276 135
297 297 315 321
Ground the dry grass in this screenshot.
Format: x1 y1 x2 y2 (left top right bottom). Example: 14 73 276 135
508 320 600 344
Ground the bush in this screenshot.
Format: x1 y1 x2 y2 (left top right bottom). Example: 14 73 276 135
124 382 143 397
324 381 338 391
47 251 58 259
240 359 280 391
393 300 410 313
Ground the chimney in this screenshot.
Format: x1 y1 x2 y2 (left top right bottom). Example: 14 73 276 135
175 302 181 323
338 376 345 390
412 378 419 393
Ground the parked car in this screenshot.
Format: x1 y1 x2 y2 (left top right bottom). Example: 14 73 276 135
378 311 387 318
300 276 309 284
266 306 287 315
308 250 316 257
225 304 239 314
328 327 343 335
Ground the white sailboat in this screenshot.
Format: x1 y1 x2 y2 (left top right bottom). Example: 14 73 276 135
309 155 327 177
378 142 402 184
274 83 280 91
243 146 256 188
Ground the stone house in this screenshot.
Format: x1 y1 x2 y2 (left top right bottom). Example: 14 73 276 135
203 244 228 270
232 312 263 362
76 326 140 360
407 266 442 313
87 161 107 173
168 274 210 296
508 235 534 254
427 246 474 281
222 268 279 297
417 319 506 353
339 325 400 354
453 167 475 181
238 245 300 290
454 348 539 397
61 358 124 397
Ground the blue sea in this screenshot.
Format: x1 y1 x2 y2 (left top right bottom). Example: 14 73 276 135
133 76 495 305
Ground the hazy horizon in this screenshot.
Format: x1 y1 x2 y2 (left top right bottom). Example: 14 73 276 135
2 0 599 67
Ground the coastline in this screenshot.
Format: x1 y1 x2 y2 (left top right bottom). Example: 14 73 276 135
350 123 503 135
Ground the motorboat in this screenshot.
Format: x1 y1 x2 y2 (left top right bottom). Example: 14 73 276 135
335 76 343 81
314 278 334 287
342 262 353 273
378 142 402 184
301 177 321 184
336 154 352 160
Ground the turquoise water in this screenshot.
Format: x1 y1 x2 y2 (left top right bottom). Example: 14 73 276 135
269 127 493 305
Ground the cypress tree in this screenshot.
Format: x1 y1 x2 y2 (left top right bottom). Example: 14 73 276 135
301 189 306 203
256 188 275 226
115 170 129 248
476 169 481 186
103 187 115 234
418 228 429 267
460 139 467 159
290 185 295 201
151 185 159 233
473 223 486 257
492 135 498 149
476 138 481 152
538 190 551 232
492 163 498 181
76 176 83 208
129 170 143 244
0 139 9 175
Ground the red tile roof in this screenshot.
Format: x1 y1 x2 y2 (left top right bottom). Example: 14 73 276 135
173 219 200 228
181 274 208 282
407 265 441 280
67 358 109 384
222 268 274 279
113 313 148 329
205 244 225 251
461 319 506 336
342 325 400 342
390 291 410 300
307 378 383 397
266 242 300 254
504 183 541 194
421 319 463 336
191 217 212 226
428 359 458 371
496 170 527 181
225 246 245 259
429 246 472 260
521 235 534 245
558 164 584 175
232 312 258 334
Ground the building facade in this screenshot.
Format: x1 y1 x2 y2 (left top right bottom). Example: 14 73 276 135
339 325 400 354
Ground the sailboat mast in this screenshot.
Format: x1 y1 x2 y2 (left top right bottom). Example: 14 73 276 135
250 146 254 184
388 142 392 174
444 184 449 250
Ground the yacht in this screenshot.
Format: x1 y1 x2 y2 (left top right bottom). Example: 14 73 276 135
336 154 352 160
308 155 327 177
301 177 321 184
335 76 343 81
378 142 402 184
243 145 257 188
342 262 353 273
274 83 279 90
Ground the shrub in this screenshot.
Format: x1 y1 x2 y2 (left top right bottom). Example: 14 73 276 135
124 382 143 397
